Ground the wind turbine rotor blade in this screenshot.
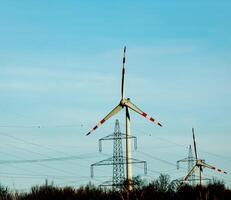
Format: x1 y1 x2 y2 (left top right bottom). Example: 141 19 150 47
183 165 198 181
124 100 162 127
121 46 126 100
192 128 198 160
201 161 227 174
86 104 123 136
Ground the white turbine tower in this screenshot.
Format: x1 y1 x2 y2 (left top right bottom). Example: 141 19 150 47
183 128 227 186
86 47 162 190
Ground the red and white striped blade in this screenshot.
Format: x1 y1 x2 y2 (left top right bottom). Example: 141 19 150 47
86 104 123 136
201 161 227 174
183 165 198 181
121 46 126 100
124 100 162 127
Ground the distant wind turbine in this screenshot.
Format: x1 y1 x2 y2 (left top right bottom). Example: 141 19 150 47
183 128 227 186
86 46 162 190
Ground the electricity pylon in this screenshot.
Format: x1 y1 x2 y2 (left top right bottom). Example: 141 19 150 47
177 145 196 185
91 119 147 190
112 119 125 187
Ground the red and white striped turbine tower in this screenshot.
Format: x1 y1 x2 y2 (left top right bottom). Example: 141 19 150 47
86 47 162 191
183 128 227 186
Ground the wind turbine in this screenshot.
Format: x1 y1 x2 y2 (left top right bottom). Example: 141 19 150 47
182 128 227 186
86 47 162 190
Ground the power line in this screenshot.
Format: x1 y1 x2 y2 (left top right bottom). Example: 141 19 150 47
136 150 179 168
0 154 102 165
0 142 83 176
0 126 229 188
127 126 231 170
0 131 100 171
0 131 121 184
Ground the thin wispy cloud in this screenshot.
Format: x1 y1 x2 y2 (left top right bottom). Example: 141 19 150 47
1 67 116 93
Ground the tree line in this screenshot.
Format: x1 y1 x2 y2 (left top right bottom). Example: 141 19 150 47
1 174 231 200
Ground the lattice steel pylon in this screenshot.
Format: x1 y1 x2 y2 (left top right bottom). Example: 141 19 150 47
177 145 196 185
91 119 146 191
112 119 125 187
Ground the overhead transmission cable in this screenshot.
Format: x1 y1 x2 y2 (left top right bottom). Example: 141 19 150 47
0 131 118 183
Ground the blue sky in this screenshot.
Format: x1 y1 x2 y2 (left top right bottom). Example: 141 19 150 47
0 0 231 191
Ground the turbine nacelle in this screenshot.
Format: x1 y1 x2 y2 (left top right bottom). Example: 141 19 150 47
196 159 204 166
120 98 130 107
